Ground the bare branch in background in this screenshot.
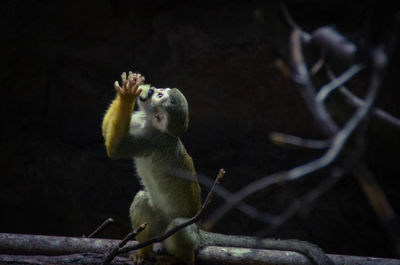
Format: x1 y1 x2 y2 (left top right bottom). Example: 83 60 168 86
326 67 400 129
205 5 400 256
290 28 339 136
354 164 400 254
206 29 385 230
270 132 331 150
316 64 365 103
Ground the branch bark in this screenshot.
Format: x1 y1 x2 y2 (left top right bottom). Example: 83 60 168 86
0 233 137 255
198 246 400 265
0 253 131 265
1 240 400 265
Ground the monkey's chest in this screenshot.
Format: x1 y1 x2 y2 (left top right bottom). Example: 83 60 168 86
134 156 175 215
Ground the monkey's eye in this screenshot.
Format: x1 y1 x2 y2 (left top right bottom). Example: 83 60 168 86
157 93 163 98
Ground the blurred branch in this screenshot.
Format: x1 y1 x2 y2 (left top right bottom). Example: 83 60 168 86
316 64 365 103
270 132 331 149
326 67 400 129
354 163 400 254
310 26 357 66
206 27 385 229
256 173 342 235
290 28 339 136
204 9 400 254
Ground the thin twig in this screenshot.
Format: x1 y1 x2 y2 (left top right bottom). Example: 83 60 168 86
270 132 331 149
290 29 339 136
354 162 400 255
316 64 365 103
117 169 225 255
87 218 114 238
279 0 301 30
310 55 326 75
326 67 400 129
102 223 147 265
171 168 274 225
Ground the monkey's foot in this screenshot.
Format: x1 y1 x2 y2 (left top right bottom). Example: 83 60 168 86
129 253 145 265
129 253 157 265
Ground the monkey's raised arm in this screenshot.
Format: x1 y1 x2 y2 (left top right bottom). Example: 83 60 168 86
102 72 145 158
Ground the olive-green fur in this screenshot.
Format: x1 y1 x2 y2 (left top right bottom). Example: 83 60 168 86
162 88 189 138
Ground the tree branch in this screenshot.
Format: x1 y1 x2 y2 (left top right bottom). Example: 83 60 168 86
86 218 114 238
102 223 147 265
316 64 365 103
0 233 136 255
326 67 400 129
206 26 387 229
1 245 399 265
198 246 400 265
270 132 331 150
290 28 339 136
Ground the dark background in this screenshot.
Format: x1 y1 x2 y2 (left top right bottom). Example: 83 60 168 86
1 0 400 259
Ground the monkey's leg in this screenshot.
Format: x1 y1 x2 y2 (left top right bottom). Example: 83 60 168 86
163 218 199 265
130 190 168 259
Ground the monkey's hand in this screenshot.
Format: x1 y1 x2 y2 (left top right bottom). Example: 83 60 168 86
102 71 145 158
114 71 145 103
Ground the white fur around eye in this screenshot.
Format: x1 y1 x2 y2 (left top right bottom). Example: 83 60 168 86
152 111 168 132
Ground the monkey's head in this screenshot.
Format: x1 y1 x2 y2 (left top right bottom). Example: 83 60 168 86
138 86 189 138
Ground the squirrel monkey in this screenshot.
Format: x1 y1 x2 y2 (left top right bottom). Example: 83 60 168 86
102 71 332 265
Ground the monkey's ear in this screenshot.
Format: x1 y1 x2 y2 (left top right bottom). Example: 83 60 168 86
152 111 168 133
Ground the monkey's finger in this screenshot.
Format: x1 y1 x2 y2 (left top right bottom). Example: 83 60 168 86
137 76 145 84
125 80 131 93
121 72 127 88
129 79 138 91
128 71 135 81
135 88 143 98
136 74 144 83
130 81 141 93
114 81 122 92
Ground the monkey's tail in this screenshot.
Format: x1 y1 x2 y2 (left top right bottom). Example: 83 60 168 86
198 230 333 265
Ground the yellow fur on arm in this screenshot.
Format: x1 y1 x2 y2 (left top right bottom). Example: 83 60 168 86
102 94 135 157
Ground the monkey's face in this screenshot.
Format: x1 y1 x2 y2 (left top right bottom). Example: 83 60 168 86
138 87 189 137
138 87 170 111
